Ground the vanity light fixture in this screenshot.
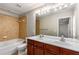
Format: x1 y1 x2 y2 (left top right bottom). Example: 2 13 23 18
35 3 74 16
40 6 51 15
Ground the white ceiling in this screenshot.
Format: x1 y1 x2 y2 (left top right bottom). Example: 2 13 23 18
0 3 75 16
0 3 45 15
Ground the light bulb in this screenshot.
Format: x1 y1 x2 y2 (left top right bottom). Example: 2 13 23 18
64 4 68 8
35 10 40 14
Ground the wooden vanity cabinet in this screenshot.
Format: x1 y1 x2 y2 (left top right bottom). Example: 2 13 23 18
27 39 79 55
27 39 60 55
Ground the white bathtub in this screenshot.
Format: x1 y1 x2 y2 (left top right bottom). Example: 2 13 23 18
0 39 24 55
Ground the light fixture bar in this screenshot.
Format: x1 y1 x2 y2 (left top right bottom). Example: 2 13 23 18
35 3 74 16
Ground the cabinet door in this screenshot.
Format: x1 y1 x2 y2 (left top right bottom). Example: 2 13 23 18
34 47 44 55
61 48 79 55
33 40 44 49
27 39 34 55
44 44 60 55
27 44 34 55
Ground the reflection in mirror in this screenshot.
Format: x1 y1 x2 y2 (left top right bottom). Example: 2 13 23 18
35 3 77 39
59 17 70 38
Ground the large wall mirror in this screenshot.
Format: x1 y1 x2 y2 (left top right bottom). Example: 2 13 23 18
35 3 79 39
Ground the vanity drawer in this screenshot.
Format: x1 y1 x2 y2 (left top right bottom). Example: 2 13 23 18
33 40 44 49
44 44 60 54
27 44 34 55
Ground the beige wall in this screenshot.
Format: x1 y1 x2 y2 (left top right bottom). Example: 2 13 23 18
0 15 19 41
40 10 73 36
40 15 57 36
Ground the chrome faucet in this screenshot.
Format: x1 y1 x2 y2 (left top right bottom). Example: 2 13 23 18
40 34 44 38
60 35 65 42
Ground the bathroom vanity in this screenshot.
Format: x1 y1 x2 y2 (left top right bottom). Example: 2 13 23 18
27 35 79 55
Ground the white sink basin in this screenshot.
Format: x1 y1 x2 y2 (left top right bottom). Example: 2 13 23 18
52 41 72 46
41 37 59 41
52 39 79 47
38 36 74 46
